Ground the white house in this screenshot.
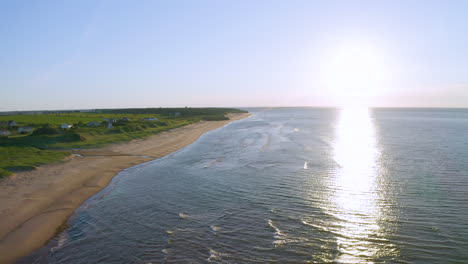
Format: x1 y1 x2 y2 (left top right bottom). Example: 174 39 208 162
60 124 73 129
18 126 34 133
7 121 17 127
0 129 10 136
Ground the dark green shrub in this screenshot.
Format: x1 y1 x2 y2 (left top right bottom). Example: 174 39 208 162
4 165 36 172
32 126 59 135
66 132 86 141
115 120 129 126
0 168 13 178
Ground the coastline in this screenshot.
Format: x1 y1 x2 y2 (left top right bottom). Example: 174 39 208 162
0 113 250 264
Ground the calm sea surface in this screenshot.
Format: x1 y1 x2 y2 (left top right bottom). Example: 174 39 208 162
25 108 468 263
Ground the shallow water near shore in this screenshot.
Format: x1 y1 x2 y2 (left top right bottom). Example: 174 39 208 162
23 108 468 263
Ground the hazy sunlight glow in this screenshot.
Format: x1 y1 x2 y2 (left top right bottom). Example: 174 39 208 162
323 45 389 105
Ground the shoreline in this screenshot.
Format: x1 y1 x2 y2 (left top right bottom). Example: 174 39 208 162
0 113 250 264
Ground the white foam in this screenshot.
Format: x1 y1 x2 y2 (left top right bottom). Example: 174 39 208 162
50 232 68 252
179 212 189 219
204 157 224 168
273 237 309 246
304 162 308 169
269 219 306 247
207 248 230 262
268 219 285 239
261 134 271 152
210 225 221 232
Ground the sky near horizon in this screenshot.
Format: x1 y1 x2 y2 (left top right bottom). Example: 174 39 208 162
2 0 468 111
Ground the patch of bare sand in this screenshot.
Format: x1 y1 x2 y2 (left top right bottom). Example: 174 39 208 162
0 113 250 264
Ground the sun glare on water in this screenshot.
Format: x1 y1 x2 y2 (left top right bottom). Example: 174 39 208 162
328 106 395 262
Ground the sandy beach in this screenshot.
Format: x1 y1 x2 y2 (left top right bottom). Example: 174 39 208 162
0 113 250 264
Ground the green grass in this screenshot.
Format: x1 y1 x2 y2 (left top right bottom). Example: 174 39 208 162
0 113 165 126
0 121 193 149
0 108 247 176
0 168 13 178
0 147 70 174
0 117 196 175
51 121 193 149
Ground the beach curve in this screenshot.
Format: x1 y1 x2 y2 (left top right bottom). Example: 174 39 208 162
0 113 250 264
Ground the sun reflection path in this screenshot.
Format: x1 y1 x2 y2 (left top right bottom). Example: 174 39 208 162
330 107 387 263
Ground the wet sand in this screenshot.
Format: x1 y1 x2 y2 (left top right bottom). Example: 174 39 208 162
0 113 250 264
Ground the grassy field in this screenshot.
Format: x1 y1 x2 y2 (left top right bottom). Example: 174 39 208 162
0 147 70 173
0 113 165 126
0 108 246 177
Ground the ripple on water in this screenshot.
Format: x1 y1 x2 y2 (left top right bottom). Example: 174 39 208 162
33 108 468 264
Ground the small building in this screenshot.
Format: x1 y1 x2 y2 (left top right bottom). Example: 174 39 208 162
141 117 158 121
107 120 113 129
0 129 11 136
174 112 181 117
7 121 17 127
86 121 101 127
60 124 73 130
18 126 34 133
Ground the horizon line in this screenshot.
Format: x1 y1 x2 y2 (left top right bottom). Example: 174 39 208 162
1 105 468 113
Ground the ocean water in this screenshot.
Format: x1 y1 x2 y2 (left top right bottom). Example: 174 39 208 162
25 108 468 263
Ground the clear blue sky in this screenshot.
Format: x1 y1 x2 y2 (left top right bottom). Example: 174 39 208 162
2 0 468 110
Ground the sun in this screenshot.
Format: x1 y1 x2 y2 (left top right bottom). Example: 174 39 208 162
322 44 388 104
